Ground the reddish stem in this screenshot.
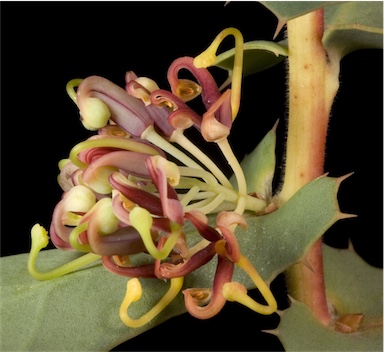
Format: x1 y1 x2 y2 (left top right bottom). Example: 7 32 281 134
279 8 339 326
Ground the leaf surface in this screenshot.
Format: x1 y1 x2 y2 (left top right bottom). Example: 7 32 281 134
214 40 287 81
277 245 383 351
323 2 383 59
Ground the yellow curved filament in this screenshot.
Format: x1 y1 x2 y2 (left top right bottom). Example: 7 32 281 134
120 276 184 328
222 254 277 315
66 78 83 104
141 125 205 171
28 223 101 281
189 193 226 215
171 129 233 189
69 222 92 252
193 27 244 120
216 137 249 222
129 207 182 260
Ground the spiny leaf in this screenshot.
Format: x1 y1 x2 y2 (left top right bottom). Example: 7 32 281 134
259 1 340 38
259 1 383 60
0 176 345 351
276 245 383 351
323 244 383 323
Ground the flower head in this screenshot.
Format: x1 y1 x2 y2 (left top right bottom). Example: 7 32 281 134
28 28 277 328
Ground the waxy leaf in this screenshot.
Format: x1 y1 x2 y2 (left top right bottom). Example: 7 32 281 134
0 175 345 351
214 40 288 79
259 1 341 37
323 2 383 59
277 245 383 351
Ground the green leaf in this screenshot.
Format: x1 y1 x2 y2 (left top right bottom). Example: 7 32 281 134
323 2 383 59
276 245 383 351
214 40 288 81
0 176 345 351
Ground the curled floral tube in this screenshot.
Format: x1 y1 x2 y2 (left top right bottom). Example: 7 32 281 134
126 74 175 137
102 256 156 278
109 172 165 219
201 89 232 143
125 72 160 106
155 242 217 279
222 254 278 315
150 89 202 130
183 255 234 319
146 155 184 225
167 56 220 109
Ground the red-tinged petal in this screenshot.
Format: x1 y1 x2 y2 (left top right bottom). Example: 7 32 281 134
145 103 175 137
82 150 151 194
78 146 120 165
216 211 247 230
201 89 232 142
167 56 220 110
77 76 153 137
125 76 175 136
155 242 216 279
151 89 202 130
102 255 156 278
87 225 151 256
125 80 152 106
146 156 184 225
184 211 221 242
109 172 164 217
125 72 160 102
111 191 171 233
183 255 234 319
125 71 138 85
214 212 246 263
216 226 241 263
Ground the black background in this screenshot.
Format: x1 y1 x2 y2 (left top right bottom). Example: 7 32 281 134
1 1 382 351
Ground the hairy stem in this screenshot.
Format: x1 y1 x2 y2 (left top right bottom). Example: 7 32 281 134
279 9 339 326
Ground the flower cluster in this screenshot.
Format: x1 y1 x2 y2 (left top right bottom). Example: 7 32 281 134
28 28 277 327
